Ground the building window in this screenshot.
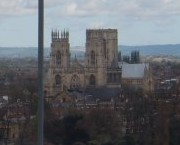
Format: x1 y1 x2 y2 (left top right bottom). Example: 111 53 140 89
62 98 66 103
107 73 111 83
55 75 61 85
90 50 95 65
89 75 96 86
56 51 61 65
103 39 107 59
107 74 110 83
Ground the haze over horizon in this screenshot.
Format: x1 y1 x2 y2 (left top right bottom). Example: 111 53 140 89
0 0 180 47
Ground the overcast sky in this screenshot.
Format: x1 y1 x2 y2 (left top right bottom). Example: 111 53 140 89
0 0 180 47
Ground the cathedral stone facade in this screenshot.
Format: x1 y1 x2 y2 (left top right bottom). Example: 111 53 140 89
45 29 122 98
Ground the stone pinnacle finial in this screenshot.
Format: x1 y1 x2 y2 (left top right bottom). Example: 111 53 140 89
61 31 63 38
58 31 59 38
51 29 53 38
64 29 66 38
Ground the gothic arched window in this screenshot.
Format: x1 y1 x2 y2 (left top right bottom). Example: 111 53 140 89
89 75 96 86
56 51 61 65
55 75 61 85
70 75 81 89
103 39 107 59
90 50 95 65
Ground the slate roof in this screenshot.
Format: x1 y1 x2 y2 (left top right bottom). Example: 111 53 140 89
84 87 121 101
119 63 149 78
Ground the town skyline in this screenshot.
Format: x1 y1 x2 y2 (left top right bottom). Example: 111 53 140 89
0 0 180 47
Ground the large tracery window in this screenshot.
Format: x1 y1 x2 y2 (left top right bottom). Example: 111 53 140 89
89 75 96 86
107 73 121 84
56 51 61 65
70 75 81 89
90 50 95 65
55 75 61 85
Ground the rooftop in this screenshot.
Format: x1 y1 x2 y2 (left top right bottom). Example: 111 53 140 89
119 63 149 78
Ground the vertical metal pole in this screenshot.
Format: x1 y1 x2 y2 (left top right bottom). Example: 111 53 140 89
38 0 44 144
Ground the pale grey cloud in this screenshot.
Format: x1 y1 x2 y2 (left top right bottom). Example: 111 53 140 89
64 0 109 17
0 0 64 16
59 0 180 20
0 0 36 16
0 0 180 20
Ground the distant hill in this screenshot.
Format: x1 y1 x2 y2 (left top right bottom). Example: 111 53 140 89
0 44 179 58
119 44 180 57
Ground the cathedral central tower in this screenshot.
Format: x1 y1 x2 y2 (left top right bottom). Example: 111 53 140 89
85 29 118 68
85 29 119 87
